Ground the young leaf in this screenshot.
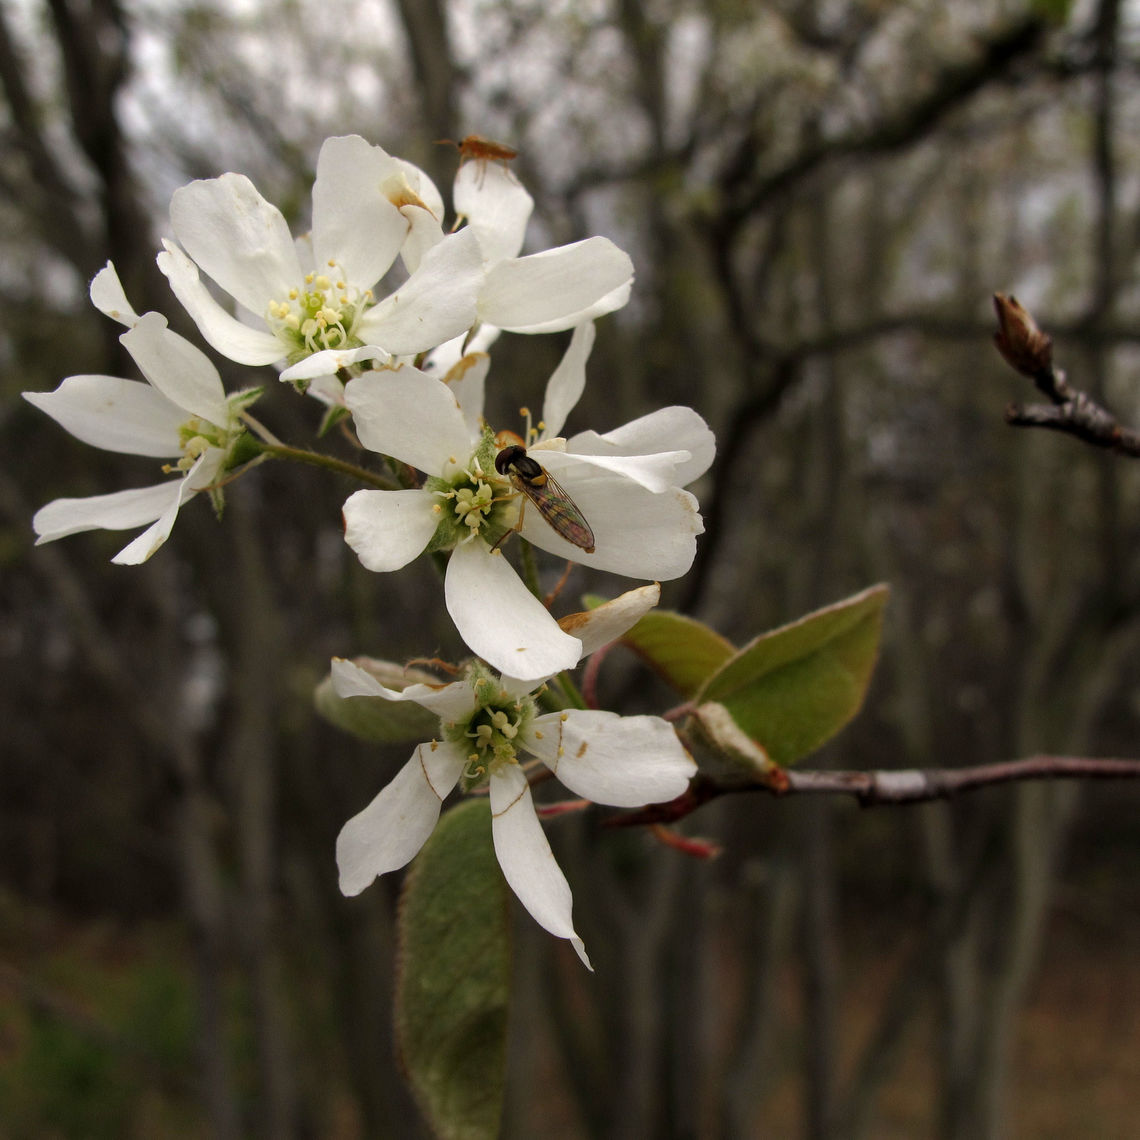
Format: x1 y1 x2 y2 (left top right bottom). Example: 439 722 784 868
619 609 735 698
696 585 888 767
396 800 511 1140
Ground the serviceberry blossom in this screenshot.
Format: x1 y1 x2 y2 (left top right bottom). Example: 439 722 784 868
340 321 714 680
23 264 258 564
331 585 696 969
156 134 484 382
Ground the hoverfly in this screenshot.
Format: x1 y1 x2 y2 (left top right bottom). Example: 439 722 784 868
494 445 595 554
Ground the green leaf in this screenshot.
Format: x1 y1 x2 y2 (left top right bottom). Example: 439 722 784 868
619 609 735 699
313 659 441 744
696 585 888 767
396 800 511 1140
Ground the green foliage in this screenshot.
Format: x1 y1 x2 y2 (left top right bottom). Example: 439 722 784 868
618 608 735 699
396 800 511 1140
621 586 888 772
697 585 889 768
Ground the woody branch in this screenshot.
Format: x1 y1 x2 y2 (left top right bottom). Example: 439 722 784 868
994 293 1140 456
607 755 1140 824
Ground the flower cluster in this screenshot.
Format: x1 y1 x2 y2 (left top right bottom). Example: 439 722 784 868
24 134 714 966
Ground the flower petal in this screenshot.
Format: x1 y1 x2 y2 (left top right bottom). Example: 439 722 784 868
479 238 633 332
24 376 185 457
311 135 408 286
454 161 534 265
279 345 390 385
504 281 633 336
32 481 184 543
489 764 591 969
543 445 693 493
331 657 476 720
109 473 201 564
120 312 229 425
344 367 473 473
539 322 594 439
558 583 661 658
519 458 702 580
89 263 139 327
524 710 695 807
355 227 483 356
569 406 716 486
158 241 286 366
336 740 468 896
397 204 446 275
342 488 439 572
440 352 490 439
170 172 303 316
445 541 583 681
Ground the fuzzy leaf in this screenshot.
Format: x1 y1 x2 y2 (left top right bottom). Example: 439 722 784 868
697 585 888 767
619 609 735 699
396 800 511 1140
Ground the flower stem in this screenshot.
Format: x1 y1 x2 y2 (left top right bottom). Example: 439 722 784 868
241 412 396 489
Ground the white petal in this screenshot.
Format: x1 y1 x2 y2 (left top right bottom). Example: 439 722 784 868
479 238 633 331
170 173 303 315
344 368 472 473
24 376 184 457
393 157 445 222
279 345 390 385
489 765 591 969
559 583 661 658
336 741 468 896
503 281 633 336
569 407 716 486
454 161 533 264
89 263 139 327
355 227 483 356
397 204 446 275
542 444 692 493
424 325 501 377
524 710 695 807
444 542 583 681
120 312 228 425
330 658 476 720
158 241 286 366
342 488 439 571
539 323 594 439
33 481 182 542
519 459 702 580
441 352 490 439
311 135 408 286
109 468 201 564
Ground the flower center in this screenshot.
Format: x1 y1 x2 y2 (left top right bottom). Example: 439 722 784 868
442 668 536 785
265 263 373 361
428 450 515 549
163 417 226 475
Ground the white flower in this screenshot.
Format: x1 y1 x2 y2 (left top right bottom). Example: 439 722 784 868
156 135 484 380
23 264 254 565
340 322 713 680
331 585 696 968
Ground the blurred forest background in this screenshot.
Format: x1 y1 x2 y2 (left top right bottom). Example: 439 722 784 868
3 0 1140 1136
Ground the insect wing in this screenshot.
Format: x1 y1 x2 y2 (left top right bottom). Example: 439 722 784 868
513 466 595 553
